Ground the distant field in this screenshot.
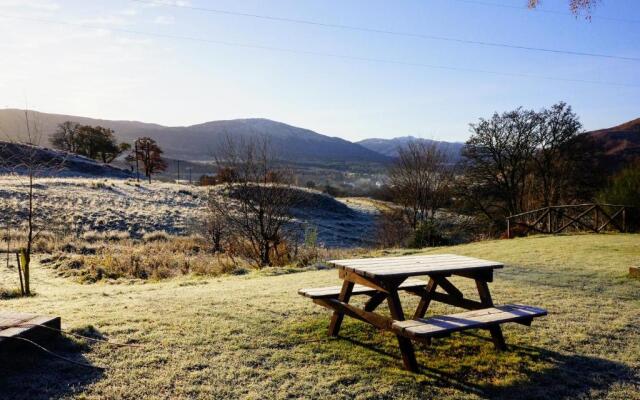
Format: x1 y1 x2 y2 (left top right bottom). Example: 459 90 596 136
0 176 378 247
1 234 638 399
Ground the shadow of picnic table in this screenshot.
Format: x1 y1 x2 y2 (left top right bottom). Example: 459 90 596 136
338 333 636 399
482 345 638 399
0 334 104 400
419 341 638 400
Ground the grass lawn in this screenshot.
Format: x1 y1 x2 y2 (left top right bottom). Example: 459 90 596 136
1 234 639 399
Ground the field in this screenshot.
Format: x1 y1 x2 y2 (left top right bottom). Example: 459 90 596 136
1 234 638 399
0 176 378 247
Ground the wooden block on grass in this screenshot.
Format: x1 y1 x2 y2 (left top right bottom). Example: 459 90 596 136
630 266 640 279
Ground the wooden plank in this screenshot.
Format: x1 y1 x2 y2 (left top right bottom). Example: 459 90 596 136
0 312 61 349
392 305 547 339
359 264 502 279
335 257 502 269
344 260 503 274
298 278 428 299
329 254 465 265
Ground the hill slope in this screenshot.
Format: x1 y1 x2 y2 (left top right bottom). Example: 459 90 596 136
587 117 640 168
358 136 464 161
0 141 132 178
0 109 389 164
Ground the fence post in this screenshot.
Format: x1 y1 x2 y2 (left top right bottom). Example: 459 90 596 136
506 218 510 239
622 207 626 233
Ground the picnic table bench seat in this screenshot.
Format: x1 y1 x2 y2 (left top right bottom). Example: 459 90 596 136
298 278 428 299
392 304 547 339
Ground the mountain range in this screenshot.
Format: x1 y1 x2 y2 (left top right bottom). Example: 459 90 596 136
0 109 637 167
0 109 388 164
357 136 465 161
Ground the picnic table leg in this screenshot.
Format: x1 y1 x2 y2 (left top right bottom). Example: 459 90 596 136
387 289 419 372
475 279 507 351
328 280 354 337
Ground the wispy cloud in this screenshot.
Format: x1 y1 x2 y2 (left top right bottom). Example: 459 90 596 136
153 15 174 25
0 0 60 11
76 15 131 26
121 8 138 17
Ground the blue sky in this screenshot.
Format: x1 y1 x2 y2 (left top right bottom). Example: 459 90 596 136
0 0 638 142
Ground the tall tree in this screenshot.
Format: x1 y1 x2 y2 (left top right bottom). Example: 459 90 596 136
207 137 298 267
132 137 167 183
531 102 582 206
462 108 538 219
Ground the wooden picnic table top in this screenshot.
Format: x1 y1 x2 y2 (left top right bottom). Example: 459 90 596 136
328 254 503 279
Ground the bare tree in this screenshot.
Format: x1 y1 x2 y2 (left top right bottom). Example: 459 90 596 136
462 108 539 220
0 110 66 296
388 141 453 230
131 137 167 183
531 102 582 207
203 197 228 253
207 136 299 267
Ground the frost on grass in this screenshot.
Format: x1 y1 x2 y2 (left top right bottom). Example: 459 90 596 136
0 176 378 247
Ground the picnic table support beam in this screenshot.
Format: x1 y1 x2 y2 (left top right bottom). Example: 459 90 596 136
364 292 387 312
314 299 393 331
475 279 507 351
413 278 437 319
386 288 419 372
328 280 354 337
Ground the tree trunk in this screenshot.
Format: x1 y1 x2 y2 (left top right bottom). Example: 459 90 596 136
260 242 270 267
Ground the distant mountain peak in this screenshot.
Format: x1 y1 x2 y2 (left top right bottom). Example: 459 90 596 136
358 136 464 159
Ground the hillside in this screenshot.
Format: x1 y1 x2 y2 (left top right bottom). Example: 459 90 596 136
0 177 377 247
587 117 640 169
1 234 638 399
0 141 132 178
0 109 390 164
358 136 464 161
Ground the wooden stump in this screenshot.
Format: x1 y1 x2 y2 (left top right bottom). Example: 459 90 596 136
629 266 640 279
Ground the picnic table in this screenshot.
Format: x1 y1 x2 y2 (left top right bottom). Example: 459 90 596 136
299 254 546 372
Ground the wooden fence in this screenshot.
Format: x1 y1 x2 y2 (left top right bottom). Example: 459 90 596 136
506 204 631 238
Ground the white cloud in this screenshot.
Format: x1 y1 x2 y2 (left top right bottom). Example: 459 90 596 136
76 15 130 26
0 0 60 11
121 8 138 16
153 15 174 25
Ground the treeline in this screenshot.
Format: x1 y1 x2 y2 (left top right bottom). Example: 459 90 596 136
50 121 167 182
382 102 639 245
51 121 130 163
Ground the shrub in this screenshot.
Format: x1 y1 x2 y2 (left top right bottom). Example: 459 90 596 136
409 220 449 248
598 161 640 231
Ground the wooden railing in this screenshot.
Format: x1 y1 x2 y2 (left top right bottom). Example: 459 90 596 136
506 204 631 238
